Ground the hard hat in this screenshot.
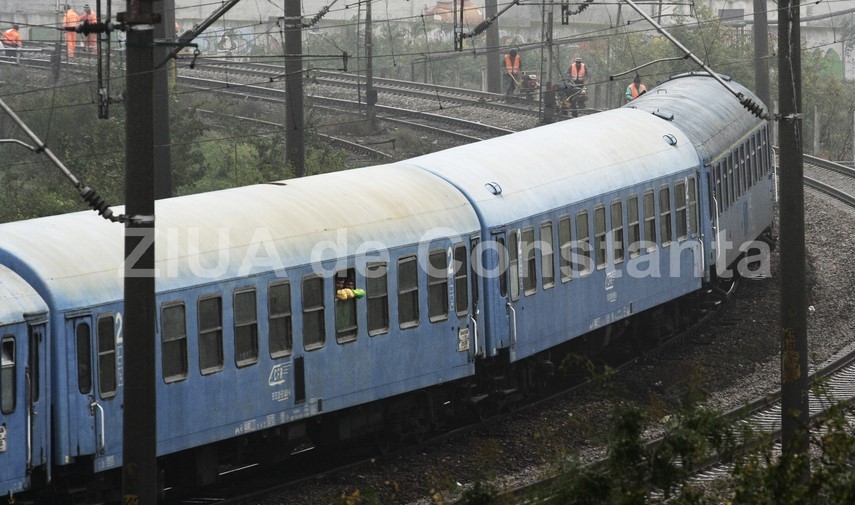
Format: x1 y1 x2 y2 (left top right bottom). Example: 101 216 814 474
575 57 582 62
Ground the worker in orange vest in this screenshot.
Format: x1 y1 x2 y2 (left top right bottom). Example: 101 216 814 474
625 75 647 103
503 48 520 97
2 25 22 57
566 56 589 86
80 5 97 54
62 4 80 59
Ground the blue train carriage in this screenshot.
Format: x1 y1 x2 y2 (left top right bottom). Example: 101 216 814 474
411 91 708 366
412 76 768 374
0 265 49 497
626 73 776 280
0 162 482 489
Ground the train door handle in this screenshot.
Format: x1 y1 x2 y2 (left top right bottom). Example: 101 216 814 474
506 303 517 348
88 396 105 455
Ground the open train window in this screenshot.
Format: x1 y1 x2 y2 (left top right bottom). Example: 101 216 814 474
398 256 420 329
428 250 449 322
643 190 657 252
540 222 555 289
558 216 572 282
234 288 259 365
335 268 358 343
76 322 92 394
96 315 117 398
522 228 537 295
611 201 624 264
302 276 326 350
688 177 699 237
675 181 688 241
659 186 673 246
269 281 293 357
1 337 15 414
198 296 224 373
574 211 592 277
508 230 520 301
594 206 607 269
627 196 641 258
161 303 188 382
453 246 470 315
366 262 389 335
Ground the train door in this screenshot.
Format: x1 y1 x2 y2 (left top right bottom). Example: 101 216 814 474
68 316 99 457
487 230 516 353
26 317 49 477
466 238 486 359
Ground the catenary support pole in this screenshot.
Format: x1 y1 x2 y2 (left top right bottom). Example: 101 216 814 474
154 0 173 198
119 0 158 503
752 0 771 107
284 1 305 178
777 0 810 466
485 0 500 94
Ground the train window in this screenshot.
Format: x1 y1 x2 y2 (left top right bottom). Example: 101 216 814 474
659 186 673 246
97 315 117 398
199 296 225 373
594 206 607 269
234 289 260 365
508 230 520 301
688 177 699 237
366 262 390 335
302 276 326 349
1 337 15 414
715 164 723 214
558 216 572 282
76 322 92 394
398 256 420 329
574 211 592 277
269 281 293 357
540 222 555 289
497 237 508 297
522 228 537 295
721 158 730 209
611 201 624 264
728 154 735 205
643 190 657 252
453 246 470 315
335 268 358 343
675 181 688 241
428 250 449 322
161 303 188 382
627 196 641 258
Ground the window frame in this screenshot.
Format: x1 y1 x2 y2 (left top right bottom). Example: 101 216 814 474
659 185 673 247
521 228 537 295
160 301 188 383
675 180 688 241
268 280 293 358
366 262 390 335
96 314 118 398
428 250 450 322
233 287 260 366
610 200 625 264
397 256 420 329
574 211 592 277
198 295 225 374
1 336 15 414
594 205 607 269
302 275 326 350
335 268 359 344
627 195 641 258
453 245 470 316
540 221 555 289
558 215 572 282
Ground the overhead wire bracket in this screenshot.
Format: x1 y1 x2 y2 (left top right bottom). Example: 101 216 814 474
455 0 519 51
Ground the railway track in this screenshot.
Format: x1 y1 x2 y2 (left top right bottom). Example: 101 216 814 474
494 154 855 503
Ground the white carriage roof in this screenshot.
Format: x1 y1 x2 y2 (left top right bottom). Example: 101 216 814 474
409 105 701 229
0 164 480 311
0 264 48 326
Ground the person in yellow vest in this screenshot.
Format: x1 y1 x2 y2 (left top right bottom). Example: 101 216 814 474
503 48 520 97
625 75 647 103
62 4 80 59
2 25 22 57
80 5 97 54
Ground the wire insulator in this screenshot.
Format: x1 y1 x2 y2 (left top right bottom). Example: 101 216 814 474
740 97 770 120
80 186 121 222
